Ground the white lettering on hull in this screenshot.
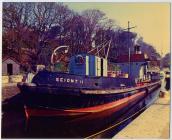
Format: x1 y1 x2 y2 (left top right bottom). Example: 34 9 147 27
56 77 84 84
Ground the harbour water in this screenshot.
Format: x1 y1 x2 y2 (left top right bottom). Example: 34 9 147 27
1 78 170 138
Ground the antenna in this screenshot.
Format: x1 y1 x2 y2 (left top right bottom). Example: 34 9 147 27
123 21 137 78
161 49 163 57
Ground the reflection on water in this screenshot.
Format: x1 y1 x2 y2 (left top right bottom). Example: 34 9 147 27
1 79 169 138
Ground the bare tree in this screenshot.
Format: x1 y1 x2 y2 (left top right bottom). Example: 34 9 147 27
3 3 35 62
31 2 74 65
3 2 160 71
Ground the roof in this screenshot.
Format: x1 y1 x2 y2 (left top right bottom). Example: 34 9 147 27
114 54 149 63
2 56 20 65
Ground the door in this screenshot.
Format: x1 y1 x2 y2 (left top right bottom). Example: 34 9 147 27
96 57 101 76
7 64 13 75
101 59 103 76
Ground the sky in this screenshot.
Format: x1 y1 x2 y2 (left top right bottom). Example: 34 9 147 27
66 2 170 56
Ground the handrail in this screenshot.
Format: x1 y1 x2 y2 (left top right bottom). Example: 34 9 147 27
51 45 69 64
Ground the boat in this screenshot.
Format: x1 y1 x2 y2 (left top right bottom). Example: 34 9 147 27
17 41 161 125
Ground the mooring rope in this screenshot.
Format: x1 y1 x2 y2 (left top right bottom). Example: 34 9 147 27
84 97 158 139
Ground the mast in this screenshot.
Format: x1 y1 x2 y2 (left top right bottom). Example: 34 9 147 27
123 21 136 78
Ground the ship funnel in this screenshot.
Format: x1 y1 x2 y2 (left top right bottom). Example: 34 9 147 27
134 45 141 54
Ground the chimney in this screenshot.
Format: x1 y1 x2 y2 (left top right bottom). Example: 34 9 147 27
134 45 141 54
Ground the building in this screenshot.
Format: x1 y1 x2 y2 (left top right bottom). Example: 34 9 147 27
2 56 20 75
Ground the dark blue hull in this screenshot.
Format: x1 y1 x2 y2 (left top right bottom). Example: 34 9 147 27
22 87 142 109
16 70 161 123
31 70 135 89
18 71 161 112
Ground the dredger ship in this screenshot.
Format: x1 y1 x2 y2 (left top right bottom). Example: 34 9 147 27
17 44 161 122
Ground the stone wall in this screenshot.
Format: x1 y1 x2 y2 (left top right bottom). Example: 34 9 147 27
2 75 23 84
2 76 9 84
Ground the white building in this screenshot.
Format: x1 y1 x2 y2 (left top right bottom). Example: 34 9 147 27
2 56 20 75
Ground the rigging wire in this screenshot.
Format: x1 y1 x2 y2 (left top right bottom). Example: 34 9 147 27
84 96 158 139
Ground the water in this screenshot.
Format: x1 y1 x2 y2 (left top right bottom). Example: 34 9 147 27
1 79 169 138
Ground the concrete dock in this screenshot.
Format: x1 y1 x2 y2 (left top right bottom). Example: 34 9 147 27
114 91 170 139
2 83 19 101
